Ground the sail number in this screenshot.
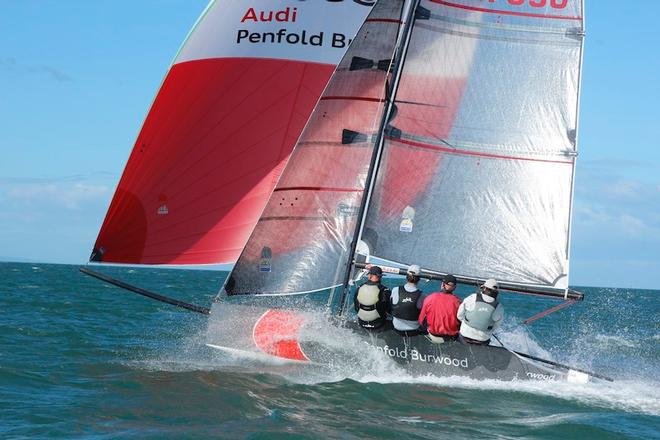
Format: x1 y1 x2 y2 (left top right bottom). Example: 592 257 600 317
489 0 568 8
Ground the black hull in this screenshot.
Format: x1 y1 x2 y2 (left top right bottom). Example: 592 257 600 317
207 303 587 382
336 323 566 382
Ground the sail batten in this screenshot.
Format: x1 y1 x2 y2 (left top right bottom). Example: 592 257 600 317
388 137 575 164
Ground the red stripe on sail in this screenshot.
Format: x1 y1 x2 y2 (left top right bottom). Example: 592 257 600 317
430 0 582 21
93 58 335 264
391 137 574 164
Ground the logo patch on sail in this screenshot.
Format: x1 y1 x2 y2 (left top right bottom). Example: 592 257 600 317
337 203 359 217
399 205 415 232
259 259 271 272
259 247 272 272
157 194 169 215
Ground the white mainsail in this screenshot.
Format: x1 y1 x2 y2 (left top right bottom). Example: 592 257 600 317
364 0 584 291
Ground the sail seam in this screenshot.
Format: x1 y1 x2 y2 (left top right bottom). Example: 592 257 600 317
416 22 580 47
423 10 576 35
366 18 403 24
390 137 573 164
320 96 385 103
274 187 362 193
259 216 338 222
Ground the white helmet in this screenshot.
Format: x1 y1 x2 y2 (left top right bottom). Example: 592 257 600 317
407 264 421 276
482 278 498 290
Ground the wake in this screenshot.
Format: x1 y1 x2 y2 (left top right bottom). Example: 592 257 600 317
130 308 660 417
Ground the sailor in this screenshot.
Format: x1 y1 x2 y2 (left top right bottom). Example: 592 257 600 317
418 274 461 343
457 278 504 345
354 265 390 329
389 264 424 335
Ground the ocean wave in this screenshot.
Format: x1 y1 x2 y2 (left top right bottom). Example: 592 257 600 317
500 413 582 428
130 301 660 419
369 374 660 418
593 334 638 348
394 416 425 424
151 336 660 418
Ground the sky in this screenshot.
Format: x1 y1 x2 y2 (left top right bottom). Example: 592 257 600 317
1 1 659 290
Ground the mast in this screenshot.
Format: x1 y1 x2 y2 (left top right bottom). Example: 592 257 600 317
563 0 587 298
337 0 421 315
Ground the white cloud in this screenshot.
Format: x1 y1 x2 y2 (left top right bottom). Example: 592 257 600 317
0 172 117 185
581 177 659 207
603 180 644 201
575 164 660 232
2 181 110 211
0 57 72 82
618 213 653 239
574 203 660 242
573 204 609 226
580 158 645 169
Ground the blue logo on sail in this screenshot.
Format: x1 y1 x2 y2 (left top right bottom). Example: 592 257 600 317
259 247 272 272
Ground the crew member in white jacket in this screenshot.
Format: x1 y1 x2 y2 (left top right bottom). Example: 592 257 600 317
457 278 504 345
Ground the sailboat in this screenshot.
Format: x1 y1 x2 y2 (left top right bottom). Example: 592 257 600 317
84 0 609 382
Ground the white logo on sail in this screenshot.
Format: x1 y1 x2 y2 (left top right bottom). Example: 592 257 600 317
399 205 415 232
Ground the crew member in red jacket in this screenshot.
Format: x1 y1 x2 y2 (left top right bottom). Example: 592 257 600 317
418 274 461 343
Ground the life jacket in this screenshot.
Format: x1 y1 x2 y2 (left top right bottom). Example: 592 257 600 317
356 282 382 322
391 286 421 321
464 293 499 332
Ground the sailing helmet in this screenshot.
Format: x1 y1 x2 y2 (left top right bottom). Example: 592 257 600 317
482 278 498 291
407 264 421 276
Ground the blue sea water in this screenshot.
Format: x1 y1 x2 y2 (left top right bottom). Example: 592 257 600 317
1 262 658 439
